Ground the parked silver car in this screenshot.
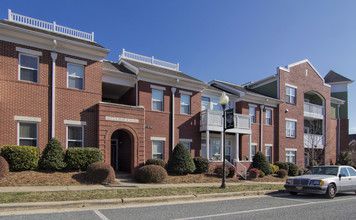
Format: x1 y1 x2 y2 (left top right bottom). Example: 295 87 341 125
284 165 356 198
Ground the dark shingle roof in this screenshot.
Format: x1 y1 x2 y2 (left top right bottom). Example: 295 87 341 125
325 70 353 84
0 20 105 48
122 58 203 82
103 60 135 75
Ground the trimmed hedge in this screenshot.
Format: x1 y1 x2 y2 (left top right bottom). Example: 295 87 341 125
65 147 103 170
193 157 209 174
136 165 168 183
270 164 279 174
0 156 9 178
39 138 66 170
277 169 288 178
274 161 289 172
145 159 166 168
166 142 195 175
214 165 235 178
249 168 260 179
259 170 265 178
86 162 116 184
253 151 273 175
0 145 39 171
287 162 299 176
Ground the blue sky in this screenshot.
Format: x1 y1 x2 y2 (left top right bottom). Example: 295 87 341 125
2 0 355 134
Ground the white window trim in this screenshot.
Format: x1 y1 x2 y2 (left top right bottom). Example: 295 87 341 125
66 125 84 149
150 137 166 141
14 116 41 122
152 140 164 159
150 85 166 91
250 143 257 162
64 120 87 126
285 83 297 89
285 148 297 152
248 104 257 108
285 118 298 122
16 47 42 56
67 63 84 90
18 53 39 83
286 148 297 163
179 90 193 96
17 121 38 146
65 57 87 65
179 138 192 142
180 94 191 115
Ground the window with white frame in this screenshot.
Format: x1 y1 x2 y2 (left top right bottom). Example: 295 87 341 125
286 149 296 163
250 144 257 161
225 139 232 162
201 97 210 111
152 89 164 111
266 109 272 125
201 139 207 158
266 145 272 164
210 138 221 161
18 122 37 146
152 141 164 159
180 141 191 151
286 86 296 104
212 98 222 111
249 106 256 123
67 63 84 89
180 94 191 114
19 54 39 83
67 126 83 148
286 120 296 138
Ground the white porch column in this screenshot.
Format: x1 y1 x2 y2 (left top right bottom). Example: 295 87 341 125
260 105 264 152
206 131 210 159
171 87 176 151
235 133 239 162
51 52 57 138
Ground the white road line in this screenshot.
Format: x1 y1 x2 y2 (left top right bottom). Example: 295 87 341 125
93 210 110 220
173 197 356 220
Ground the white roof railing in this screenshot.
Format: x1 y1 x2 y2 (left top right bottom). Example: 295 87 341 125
7 9 94 42
119 49 180 71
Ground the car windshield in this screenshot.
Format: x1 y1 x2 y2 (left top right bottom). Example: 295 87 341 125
307 167 338 176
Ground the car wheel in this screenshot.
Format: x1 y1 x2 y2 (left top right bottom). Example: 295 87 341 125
325 184 336 199
289 192 298 196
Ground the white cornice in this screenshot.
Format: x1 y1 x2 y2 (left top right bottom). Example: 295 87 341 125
119 59 139 74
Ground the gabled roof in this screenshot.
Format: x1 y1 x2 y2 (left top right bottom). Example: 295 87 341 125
102 60 135 75
0 20 105 48
325 70 353 84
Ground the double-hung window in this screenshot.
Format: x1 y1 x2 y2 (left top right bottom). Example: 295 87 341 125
266 109 272 125
152 141 164 159
286 86 296 104
201 97 210 111
180 94 191 114
152 89 164 111
249 106 256 123
286 150 296 163
286 120 296 138
266 145 272 164
67 63 84 89
18 122 37 146
67 126 83 148
19 54 39 83
250 144 257 161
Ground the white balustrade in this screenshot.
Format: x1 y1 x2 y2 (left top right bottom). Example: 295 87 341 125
200 109 251 131
8 9 94 42
304 102 324 119
304 133 325 149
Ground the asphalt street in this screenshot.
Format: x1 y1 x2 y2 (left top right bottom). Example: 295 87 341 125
1 193 356 220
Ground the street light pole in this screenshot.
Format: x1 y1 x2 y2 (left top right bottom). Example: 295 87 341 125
219 92 229 189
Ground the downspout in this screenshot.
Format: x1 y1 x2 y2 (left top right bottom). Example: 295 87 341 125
51 50 57 138
171 87 176 151
135 76 139 106
337 104 341 155
260 105 264 152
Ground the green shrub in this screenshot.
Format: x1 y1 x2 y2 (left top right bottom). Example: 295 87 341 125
65 147 103 171
86 162 116 184
39 138 66 170
270 164 279 174
136 165 168 183
249 168 259 179
214 165 229 178
1 145 39 171
145 159 166 168
0 156 9 178
274 161 289 172
277 169 288 178
259 170 265 178
253 151 273 175
287 162 299 176
166 142 196 175
193 157 209 174
336 151 354 166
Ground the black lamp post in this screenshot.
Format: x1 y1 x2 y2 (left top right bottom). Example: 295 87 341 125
219 92 229 189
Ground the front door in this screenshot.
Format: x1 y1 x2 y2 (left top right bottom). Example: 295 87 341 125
111 139 118 171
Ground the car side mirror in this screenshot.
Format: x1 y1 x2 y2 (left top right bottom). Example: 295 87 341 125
339 174 346 178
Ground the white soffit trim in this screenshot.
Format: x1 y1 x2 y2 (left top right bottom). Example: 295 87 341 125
119 59 139 74
150 137 166 141
65 57 87 65
16 47 42 56
14 116 41 122
179 90 193 96
285 118 297 122
179 138 193 142
285 83 297 89
285 148 297 151
150 84 166 91
64 120 87 126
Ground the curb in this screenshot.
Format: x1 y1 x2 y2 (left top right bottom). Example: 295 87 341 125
0 190 284 212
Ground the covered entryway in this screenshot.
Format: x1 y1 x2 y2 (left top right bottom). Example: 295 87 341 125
111 129 132 172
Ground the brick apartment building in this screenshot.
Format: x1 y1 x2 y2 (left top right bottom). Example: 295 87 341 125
0 11 352 176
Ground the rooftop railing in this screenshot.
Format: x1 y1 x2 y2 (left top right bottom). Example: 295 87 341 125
7 9 94 42
119 49 180 71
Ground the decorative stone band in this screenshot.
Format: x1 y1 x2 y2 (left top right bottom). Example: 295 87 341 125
105 116 139 123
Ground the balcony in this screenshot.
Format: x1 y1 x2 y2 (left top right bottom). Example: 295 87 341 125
304 102 324 119
304 134 324 149
200 109 251 134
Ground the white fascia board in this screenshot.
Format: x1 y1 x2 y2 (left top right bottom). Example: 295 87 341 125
330 97 345 105
119 59 139 75
209 80 245 97
102 67 136 78
102 74 135 87
248 75 277 89
138 76 205 92
277 59 330 88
